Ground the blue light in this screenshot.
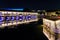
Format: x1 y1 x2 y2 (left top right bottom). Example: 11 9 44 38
16 16 19 20
10 9 23 11
31 15 37 19
11 16 15 21
19 15 24 21
26 15 31 20
0 8 24 11
0 16 4 21
0 22 3 25
6 16 10 21
16 15 24 21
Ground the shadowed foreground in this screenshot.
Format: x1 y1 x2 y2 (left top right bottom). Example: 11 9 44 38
0 19 48 40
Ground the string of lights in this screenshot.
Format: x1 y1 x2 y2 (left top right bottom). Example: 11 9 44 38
0 11 39 28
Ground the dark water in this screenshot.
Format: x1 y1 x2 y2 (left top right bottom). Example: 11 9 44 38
0 19 48 40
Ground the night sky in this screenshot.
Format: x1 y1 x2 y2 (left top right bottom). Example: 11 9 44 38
0 0 60 10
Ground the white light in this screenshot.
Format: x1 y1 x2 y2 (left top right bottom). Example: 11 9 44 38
8 23 13 26
0 11 39 28
13 22 17 25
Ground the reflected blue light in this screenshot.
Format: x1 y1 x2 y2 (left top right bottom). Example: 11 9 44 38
6 16 10 21
19 15 24 21
26 15 31 20
32 15 37 19
11 16 15 21
0 16 4 21
16 16 19 20
0 22 3 25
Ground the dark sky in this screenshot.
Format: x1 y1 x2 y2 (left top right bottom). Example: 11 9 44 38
0 0 60 10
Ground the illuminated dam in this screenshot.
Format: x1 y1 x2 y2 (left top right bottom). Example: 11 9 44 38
0 11 39 28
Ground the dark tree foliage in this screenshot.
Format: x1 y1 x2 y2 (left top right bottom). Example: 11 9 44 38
23 8 32 12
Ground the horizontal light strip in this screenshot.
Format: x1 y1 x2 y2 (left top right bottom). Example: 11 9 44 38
0 11 38 28
0 19 38 28
0 8 24 11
